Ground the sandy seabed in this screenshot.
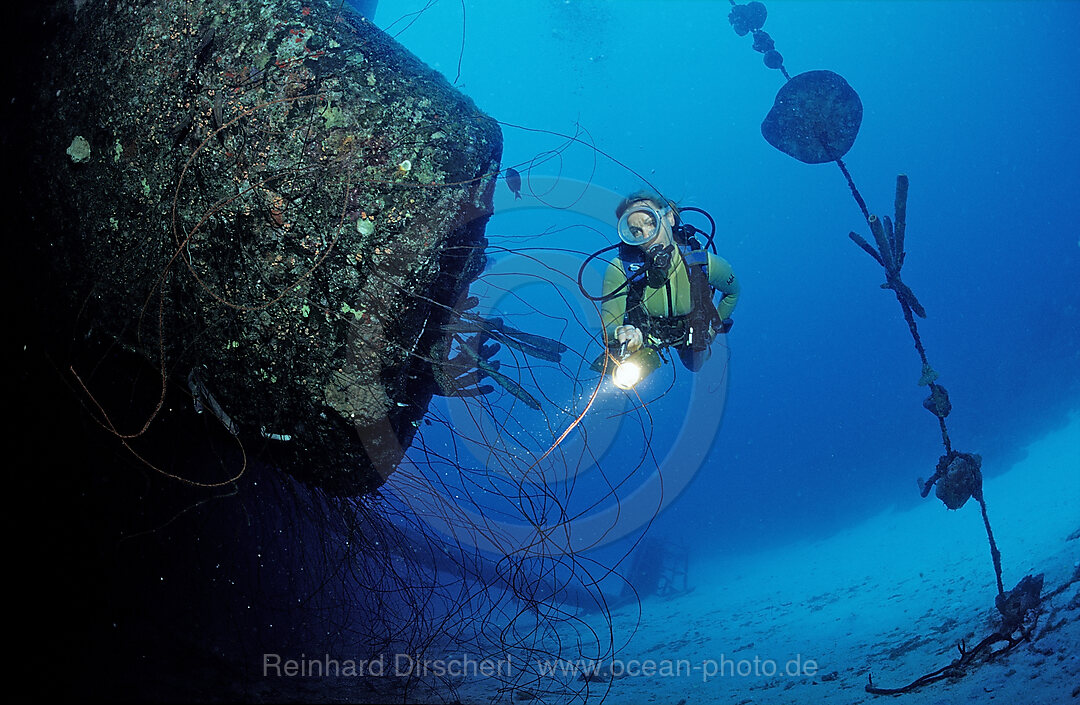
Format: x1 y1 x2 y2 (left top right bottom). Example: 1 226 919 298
449 409 1080 705
293 410 1078 705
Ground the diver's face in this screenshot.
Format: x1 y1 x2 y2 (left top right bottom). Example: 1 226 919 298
626 202 672 249
626 210 659 245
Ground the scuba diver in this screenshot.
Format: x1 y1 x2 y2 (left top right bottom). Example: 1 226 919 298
595 191 739 382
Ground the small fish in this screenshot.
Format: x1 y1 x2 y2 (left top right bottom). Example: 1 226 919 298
504 167 522 199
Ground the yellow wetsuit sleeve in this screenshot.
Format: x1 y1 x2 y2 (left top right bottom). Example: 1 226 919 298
708 254 740 320
600 260 627 340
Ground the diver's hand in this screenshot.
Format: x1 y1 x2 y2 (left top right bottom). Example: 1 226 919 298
615 325 643 352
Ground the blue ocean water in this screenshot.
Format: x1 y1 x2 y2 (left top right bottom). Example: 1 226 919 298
370 0 1080 561
10 4 1076 701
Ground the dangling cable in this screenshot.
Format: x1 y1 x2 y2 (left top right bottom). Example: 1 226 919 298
724 3 1052 696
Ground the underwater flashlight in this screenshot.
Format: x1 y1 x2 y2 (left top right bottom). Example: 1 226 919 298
612 346 661 390
589 342 662 389
612 359 642 389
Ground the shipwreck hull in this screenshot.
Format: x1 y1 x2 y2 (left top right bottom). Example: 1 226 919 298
29 0 501 494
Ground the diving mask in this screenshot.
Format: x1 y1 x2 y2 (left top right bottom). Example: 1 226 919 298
617 204 669 247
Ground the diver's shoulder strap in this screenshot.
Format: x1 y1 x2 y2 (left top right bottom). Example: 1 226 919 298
681 247 710 271
618 244 650 330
